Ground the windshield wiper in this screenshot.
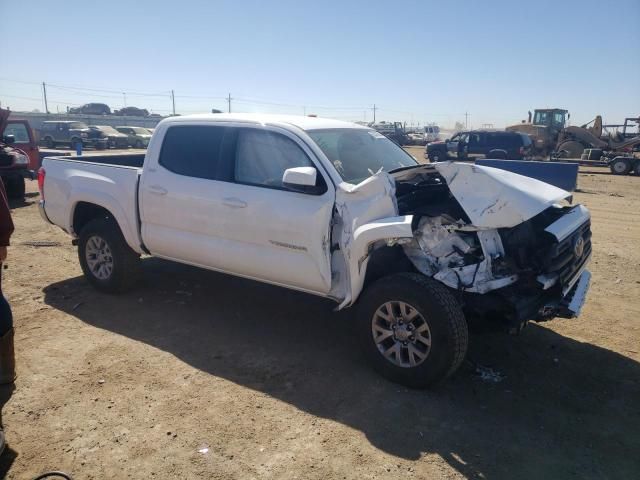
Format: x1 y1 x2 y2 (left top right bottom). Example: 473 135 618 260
388 164 425 174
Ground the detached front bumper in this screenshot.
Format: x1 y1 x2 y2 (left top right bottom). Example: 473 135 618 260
546 269 591 319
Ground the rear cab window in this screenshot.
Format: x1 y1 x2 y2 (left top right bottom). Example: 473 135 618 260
158 125 226 180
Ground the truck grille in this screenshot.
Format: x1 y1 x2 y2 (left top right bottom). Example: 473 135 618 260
543 220 592 288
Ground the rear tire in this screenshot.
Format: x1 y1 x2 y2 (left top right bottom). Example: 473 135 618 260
78 217 142 293
557 140 585 159
356 273 468 388
610 157 631 175
44 136 55 148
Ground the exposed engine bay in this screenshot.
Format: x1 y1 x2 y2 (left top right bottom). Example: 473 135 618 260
391 164 517 296
381 163 590 330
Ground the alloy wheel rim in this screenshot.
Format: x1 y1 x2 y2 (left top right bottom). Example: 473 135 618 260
371 301 431 368
85 235 114 280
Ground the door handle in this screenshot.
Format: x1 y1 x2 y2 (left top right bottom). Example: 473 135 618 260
222 197 247 208
148 185 168 195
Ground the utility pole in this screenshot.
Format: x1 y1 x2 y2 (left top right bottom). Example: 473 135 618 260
42 82 49 114
171 90 176 116
464 111 470 129
372 104 377 123
227 93 232 113
123 92 127 107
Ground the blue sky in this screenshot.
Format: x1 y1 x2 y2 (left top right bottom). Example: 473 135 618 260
1 0 638 128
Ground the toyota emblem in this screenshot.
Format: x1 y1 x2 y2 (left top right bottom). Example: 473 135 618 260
573 235 585 258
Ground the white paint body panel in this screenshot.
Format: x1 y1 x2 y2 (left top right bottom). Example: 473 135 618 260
40 158 144 254
434 162 571 228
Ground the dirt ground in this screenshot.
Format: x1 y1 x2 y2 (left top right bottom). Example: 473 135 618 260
0 164 638 479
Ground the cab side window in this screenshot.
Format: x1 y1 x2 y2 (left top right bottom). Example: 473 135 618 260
234 129 313 189
159 125 226 180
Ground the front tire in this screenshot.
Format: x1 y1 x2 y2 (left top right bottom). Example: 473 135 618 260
356 273 468 388
429 151 446 162
78 217 142 293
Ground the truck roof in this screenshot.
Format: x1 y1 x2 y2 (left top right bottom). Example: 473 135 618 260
159 113 368 132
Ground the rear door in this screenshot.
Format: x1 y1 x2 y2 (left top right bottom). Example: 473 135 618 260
139 123 334 295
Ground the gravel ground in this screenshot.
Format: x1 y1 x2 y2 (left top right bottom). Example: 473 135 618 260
0 165 638 479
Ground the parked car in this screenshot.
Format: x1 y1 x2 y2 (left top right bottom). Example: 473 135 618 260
115 107 149 117
38 114 592 388
40 121 108 150
115 126 152 148
2 117 40 170
0 108 31 199
426 130 533 162
407 132 426 146
424 125 441 143
69 103 111 115
89 125 129 149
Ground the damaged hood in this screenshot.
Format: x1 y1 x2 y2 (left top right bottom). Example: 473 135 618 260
435 162 571 228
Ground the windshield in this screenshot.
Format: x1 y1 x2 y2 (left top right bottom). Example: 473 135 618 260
308 128 418 184
131 127 150 135
70 122 89 129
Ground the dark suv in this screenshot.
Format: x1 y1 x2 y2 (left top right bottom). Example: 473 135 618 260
40 121 108 149
426 130 532 162
68 103 111 115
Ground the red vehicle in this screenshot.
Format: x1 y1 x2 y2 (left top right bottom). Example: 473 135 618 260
0 108 32 199
1 117 40 171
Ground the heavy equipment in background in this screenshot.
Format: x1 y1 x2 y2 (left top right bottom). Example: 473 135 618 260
602 117 640 141
507 109 640 159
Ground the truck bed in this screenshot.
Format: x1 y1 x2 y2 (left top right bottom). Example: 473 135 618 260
41 154 144 253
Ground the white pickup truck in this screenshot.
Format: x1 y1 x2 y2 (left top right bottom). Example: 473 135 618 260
38 114 592 387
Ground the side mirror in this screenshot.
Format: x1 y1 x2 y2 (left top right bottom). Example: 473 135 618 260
282 167 323 194
2 135 15 145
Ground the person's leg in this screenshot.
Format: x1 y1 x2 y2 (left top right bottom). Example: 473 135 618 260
0 292 14 456
0 293 14 383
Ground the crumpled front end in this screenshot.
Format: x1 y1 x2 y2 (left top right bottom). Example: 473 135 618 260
331 162 592 330
394 162 592 330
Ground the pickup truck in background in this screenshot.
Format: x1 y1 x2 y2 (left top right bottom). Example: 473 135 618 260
2 117 40 171
38 114 592 387
1 108 33 199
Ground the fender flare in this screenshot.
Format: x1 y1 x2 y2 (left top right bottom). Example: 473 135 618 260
67 190 142 254
338 215 414 309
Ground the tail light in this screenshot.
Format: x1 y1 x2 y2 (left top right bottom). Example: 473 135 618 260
37 167 46 199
